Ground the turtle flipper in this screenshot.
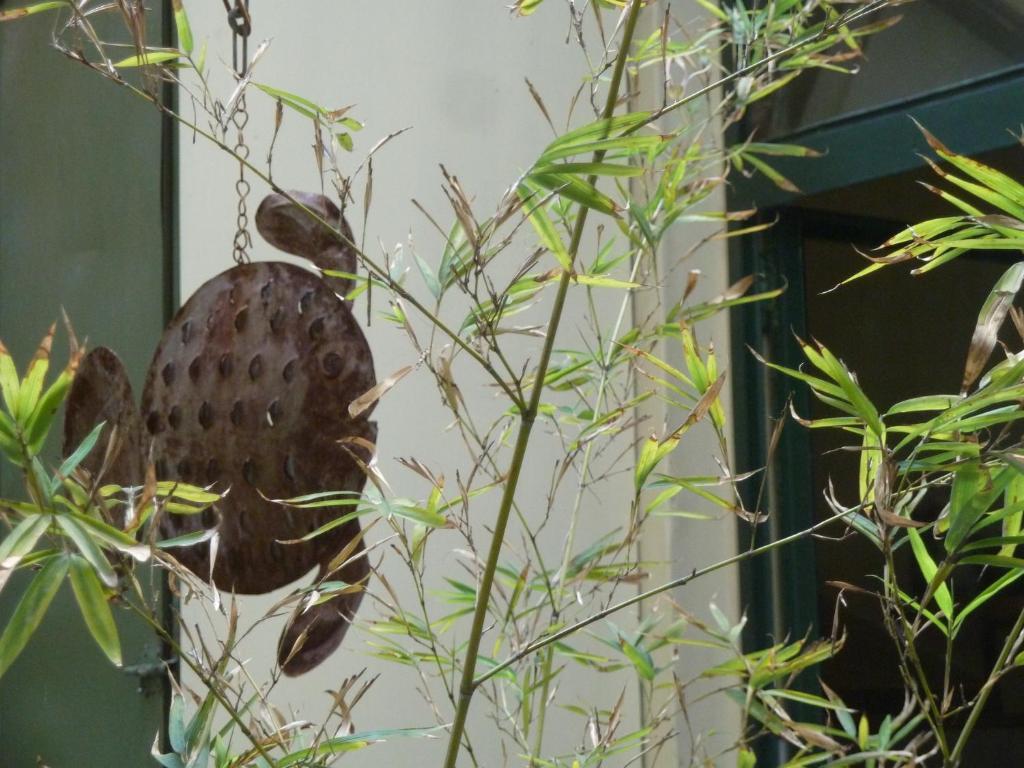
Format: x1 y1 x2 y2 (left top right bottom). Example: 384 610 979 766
278 542 370 677
63 347 144 487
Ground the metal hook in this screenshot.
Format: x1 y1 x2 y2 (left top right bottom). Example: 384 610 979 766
222 0 251 37
222 0 251 77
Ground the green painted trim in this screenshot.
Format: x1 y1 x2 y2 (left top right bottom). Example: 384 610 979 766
162 0 180 321
731 69 1024 211
158 0 179 754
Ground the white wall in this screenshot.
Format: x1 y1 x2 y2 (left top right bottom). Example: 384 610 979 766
178 2 739 765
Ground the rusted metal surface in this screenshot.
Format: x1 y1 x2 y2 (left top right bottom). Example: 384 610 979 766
64 191 376 675
62 346 145 488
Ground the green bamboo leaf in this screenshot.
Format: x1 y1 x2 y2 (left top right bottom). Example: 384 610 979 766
26 349 82 455
744 70 801 105
155 481 221 504
335 132 354 151
68 555 121 666
740 152 801 192
57 515 117 588
0 514 51 594
167 693 186 753
156 528 218 549
65 512 149 562
170 0 193 55
16 325 54 423
807 341 884 437
544 111 652 153
885 394 961 416
533 161 643 177
906 528 953 618
946 465 1014 552
195 39 207 75
619 635 655 681
113 50 186 68
0 411 20 464
919 124 1024 211
513 0 544 15
635 435 680 491
0 340 20 417
573 273 641 289
529 172 620 216
517 181 571 269
952 570 1023 636
762 688 855 713
959 554 1024 568
277 508 362 544
413 249 441 299
0 1 66 21
254 83 326 120
751 349 845 401
184 691 216 758
0 554 69 680
388 498 448 528
1001 475 1024 558
742 142 822 159
542 135 664 164
277 726 441 767
52 420 105 493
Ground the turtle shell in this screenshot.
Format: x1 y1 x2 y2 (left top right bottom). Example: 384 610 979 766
144 260 376 594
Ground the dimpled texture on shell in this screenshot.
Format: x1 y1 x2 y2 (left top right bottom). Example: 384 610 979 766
144 260 376 594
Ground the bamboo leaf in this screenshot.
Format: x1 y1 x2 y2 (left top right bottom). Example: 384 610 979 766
112 50 186 68
254 83 327 120
170 0 193 55
16 324 54 423
0 1 67 21
529 172 620 216
952 570 1023 636
518 181 571 269
52 420 105 493
66 513 149 563
0 554 69 680
349 364 413 418
619 635 655 681
533 161 643 177
277 726 441 766
962 261 1024 392
906 528 953 618
886 394 961 415
0 340 20 417
513 0 544 16
572 273 641 290
26 347 83 455
544 112 653 154
635 435 679 491
0 514 51 595
946 463 1003 553
156 528 218 549
68 555 121 666
57 515 117 588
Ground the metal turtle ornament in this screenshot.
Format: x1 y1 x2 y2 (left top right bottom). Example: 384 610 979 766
63 191 377 676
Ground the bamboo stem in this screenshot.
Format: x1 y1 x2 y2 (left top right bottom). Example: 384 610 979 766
474 504 861 687
440 3 646 765
949 604 1024 765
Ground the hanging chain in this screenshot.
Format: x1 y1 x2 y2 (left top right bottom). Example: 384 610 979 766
224 0 252 264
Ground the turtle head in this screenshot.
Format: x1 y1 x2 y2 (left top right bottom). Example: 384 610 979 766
256 191 358 296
